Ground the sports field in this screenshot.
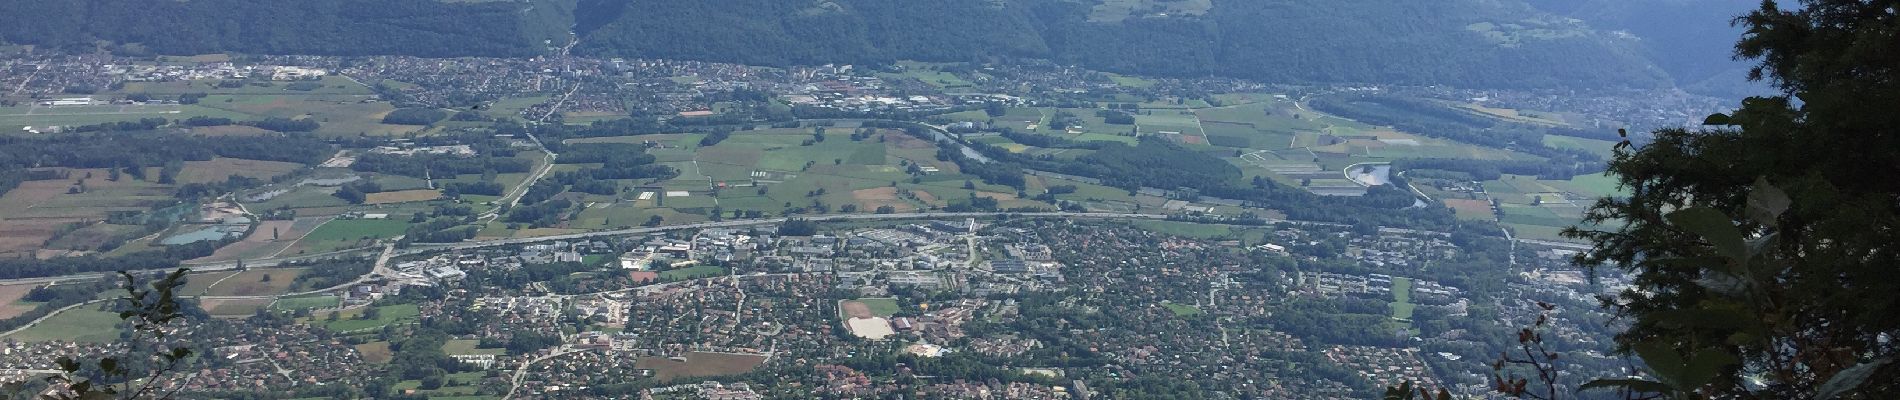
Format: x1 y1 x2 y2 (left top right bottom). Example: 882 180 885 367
842 298 900 318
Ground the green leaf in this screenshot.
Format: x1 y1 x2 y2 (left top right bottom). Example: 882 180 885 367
1647 307 1751 331
1695 272 1750 297
55 357 79 373
1745 177 1790 226
1633 342 1687 387
97 357 117 374
1679 348 1740 388
1579 378 1674 394
1702 113 1733 126
1815 357 1894 400
1667 207 1748 262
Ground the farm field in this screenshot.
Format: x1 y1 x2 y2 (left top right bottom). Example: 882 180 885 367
272 295 341 311
1484 174 1622 242
40 222 147 253
194 219 287 262
176 157 304 184
197 216 329 261
0 167 178 256
290 219 411 253
201 298 274 316
356 342 394 364
243 184 351 213
1456 103 1569 126
0 103 252 133
177 271 241 295
364 189 442 204
633 352 768 382
1542 135 1618 160
1444 198 1496 221
552 127 1008 227
204 268 306 296
3 305 122 343
0 284 36 319
19 76 427 138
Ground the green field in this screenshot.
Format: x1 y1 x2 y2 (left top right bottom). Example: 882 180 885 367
1542 135 1618 160
302 219 412 242
177 271 239 295
1482 173 1622 243
272 295 341 311
39 76 422 137
851 298 901 317
391 371 491 398
547 127 977 223
879 61 976 89
0 104 254 133
3 305 122 342
206 268 307 297
1163 302 1204 317
1549 172 1624 198
659 265 727 280
1390 277 1416 321
319 303 421 332
245 185 352 211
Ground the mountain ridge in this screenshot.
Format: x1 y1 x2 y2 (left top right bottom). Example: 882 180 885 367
0 0 1723 90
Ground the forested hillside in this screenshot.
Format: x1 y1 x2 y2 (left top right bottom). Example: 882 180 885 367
577 0 1672 89
0 0 1679 89
1524 0 1771 96
0 0 548 57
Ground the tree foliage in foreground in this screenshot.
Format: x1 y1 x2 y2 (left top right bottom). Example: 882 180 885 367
1565 0 1900 397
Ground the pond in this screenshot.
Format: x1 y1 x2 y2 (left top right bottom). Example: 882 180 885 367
159 224 248 245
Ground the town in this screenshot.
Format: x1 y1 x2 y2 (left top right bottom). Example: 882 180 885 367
0 215 1628 399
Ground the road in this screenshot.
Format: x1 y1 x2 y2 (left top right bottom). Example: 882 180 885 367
503 348 592 400
405 212 1164 254
479 83 572 221
0 246 385 287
